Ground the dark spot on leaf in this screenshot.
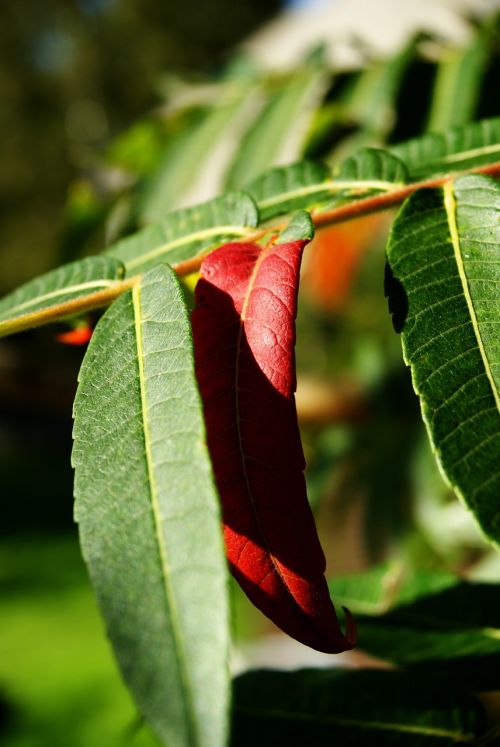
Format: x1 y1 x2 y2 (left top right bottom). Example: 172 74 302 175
384 260 408 334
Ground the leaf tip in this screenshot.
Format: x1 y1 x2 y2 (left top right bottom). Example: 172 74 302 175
341 606 358 649
279 211 314 244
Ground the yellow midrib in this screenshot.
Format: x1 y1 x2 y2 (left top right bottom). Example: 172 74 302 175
132 282 199 747
125 224 250 270
443 141 500 165
0 279 118 319
443 181 500 413
258 179 400 210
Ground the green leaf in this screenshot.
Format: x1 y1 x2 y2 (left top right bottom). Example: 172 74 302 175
332 565 500 689
232 668 484 745
425 28 491 133
330 563 458 617
339 38 417 138
225 63 328 190
324 147 408 211
106 117 170 177
72 264 230 747
331 564 493 619
385 174 500 544
335 147 408 184
139 77 258 223
248 161 331 221
391 117 500 180
248 148 407 221
360 581 500 664
0 256 125 337
279 210 314 242
106 191 259 274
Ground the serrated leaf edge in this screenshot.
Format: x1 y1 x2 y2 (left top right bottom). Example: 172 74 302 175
257 179 402 213
0 279 121 320
126 225 257 272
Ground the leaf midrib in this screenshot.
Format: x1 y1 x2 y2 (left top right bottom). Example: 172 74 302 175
132 282 199 747
443 181 500 412
125 224 252 270
257 179 400 211
234 705 476 742
439 142 500 167
0 279 119 320
235 244 298 601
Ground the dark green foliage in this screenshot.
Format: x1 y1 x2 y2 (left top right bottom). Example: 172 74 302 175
386 175 500 542
232 668 484 745
332 565 500 690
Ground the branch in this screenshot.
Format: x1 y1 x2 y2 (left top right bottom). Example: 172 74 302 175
312 161 500 227
175 161 500 276
2 160 500 337
0 277 138 339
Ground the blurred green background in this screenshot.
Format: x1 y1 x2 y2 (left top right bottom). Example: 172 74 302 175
0 3 279 744
0 0 280 293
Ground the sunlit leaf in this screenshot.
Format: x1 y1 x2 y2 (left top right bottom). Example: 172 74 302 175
335 147 407 185
106 191 259 274
331 564 459 616
391 117 500 179
331 565 500 689
139 76 258 222
339 38 417 138
192 212 354 653
385 174 500 544
248 148 407 221
226 61 328 189
0 256 124 338
425 26 491 132
73 264 230 747
248 161 331 221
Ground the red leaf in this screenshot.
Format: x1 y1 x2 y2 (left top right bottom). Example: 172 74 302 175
56 324 93 346
192 238 356 653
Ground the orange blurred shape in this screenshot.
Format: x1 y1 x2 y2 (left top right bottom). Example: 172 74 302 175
302 213 387 312
56 324 93 346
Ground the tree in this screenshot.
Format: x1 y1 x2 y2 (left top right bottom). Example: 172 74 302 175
1 11 500 747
